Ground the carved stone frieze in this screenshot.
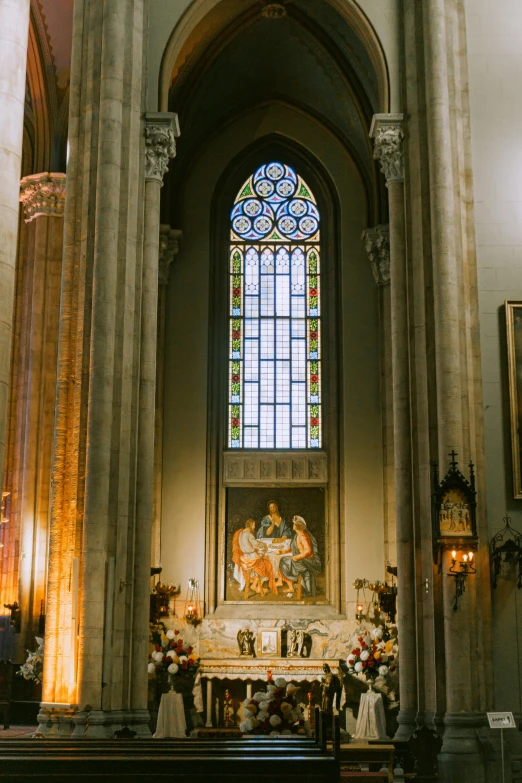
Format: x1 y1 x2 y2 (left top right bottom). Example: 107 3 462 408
223 451 327 485
361 224 390 286
369 113 404 185
159 225 182 286
19 172 66 222
144 112 180 184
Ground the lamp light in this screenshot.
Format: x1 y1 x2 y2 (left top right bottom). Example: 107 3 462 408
447 549 476 611
184 578 202 626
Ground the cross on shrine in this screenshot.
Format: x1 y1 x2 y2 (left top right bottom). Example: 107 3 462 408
448 450 458 468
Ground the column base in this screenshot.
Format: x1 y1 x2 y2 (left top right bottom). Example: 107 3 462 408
438 713 488 783
394 708 416 740
36 706 151 738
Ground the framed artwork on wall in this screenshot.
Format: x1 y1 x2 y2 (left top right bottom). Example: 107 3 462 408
506 301 522 499
222 487 327 605
257 628 281 658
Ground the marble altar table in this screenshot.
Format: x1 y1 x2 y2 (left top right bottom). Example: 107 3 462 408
153 691 187 738
199 658 339 728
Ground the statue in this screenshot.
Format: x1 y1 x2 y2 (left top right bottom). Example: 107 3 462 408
287 629 305 658
321 663 340 714
237 628 256 657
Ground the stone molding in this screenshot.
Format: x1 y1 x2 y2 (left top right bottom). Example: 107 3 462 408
361 224 390 286
144 112 180 184
223 451 327 485
159 225 183 286
370 113 404 185
19 172 66 222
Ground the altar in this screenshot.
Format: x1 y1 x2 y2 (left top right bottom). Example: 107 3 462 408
199 658 340 728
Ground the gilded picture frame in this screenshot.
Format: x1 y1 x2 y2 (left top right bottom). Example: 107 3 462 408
506 301 522 498
257 627 281 658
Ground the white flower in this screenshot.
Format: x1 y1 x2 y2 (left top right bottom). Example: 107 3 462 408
269 730 280 737
269 714 282 726
257 711 268 722
258 701 270 713
240 719 253 733
167 651 179 662
166 629 175 640
148 662 156 674
253 691 267 702
245 703 258 714
371 627 383 640
178 655 188 663
251 717 260 728
347 655 355 665
360 650 369 661
378 665 388 676
267 684 277 694
354 662 363 673
168 663 179 675
274 677 287 689
286 684 298 695
280 701 292 712
380 653 388 663
282 729 292 735
152 651 163 662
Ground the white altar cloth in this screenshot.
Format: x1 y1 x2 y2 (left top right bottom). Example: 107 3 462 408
353 690 388 741
153 692 186 739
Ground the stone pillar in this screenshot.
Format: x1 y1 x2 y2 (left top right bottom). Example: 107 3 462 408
8 173 66 658
371 115 417 740
152 225 182 570
0 0 31 509
130 113 179 724
361 225 395 573
40 0 164 738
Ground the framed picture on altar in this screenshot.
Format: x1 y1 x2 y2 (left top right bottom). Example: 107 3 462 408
506 301 522 498
222 486 327 605
257 628 281 658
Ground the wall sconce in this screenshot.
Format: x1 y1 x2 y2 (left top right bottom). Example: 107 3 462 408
184 578 201 626
448 550 476 611
490 516 522 589
353 577 397 622
4 601 20 632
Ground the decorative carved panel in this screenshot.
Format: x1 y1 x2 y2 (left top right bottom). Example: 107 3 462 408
223 451 327 485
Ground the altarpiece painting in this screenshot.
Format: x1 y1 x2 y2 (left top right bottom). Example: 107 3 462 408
224 487 326 604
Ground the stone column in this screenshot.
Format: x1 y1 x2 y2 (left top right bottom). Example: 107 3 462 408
9 173 66 658
361 225 395 573
371 115 417 740
130 113 179 722
40 0 154 738
152 225 182 569
0 0 31 506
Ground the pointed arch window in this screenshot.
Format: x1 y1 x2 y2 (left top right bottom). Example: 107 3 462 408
228 162 322 449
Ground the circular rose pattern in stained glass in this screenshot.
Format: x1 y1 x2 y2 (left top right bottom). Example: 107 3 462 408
299 216 318 235
255 179 274 198
266 162 284 180
254 216 272 234
243 199 263 217
276 178 295 197
233 216 251 234
289 199 307 217
279 216 297 234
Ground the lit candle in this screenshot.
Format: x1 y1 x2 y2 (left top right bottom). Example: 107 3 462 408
357 603 363 613
463 554 468 562
451 550 457 560
468 552 473 561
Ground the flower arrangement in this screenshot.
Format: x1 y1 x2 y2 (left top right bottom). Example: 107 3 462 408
148 622 199 684
239 677 310 737
17 637 44 684
346 627 397 682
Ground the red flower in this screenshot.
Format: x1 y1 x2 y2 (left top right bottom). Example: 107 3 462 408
361 642 367 650
232 374 240 383
175 630 180 635
354 647 361 656
362 662 367 669
169 641 176 648
231 418 240 427
368 661 375 668
310 374 318 383
310 331 318 340
311 417 319 426
390 666 395 672
232 331 240 339
182 660 188 670
389 655 394 661
155 664 162 672
233 288 241 297
187 646 193 655
357 637 363 643
155 644 161 652
162 656 169 663
310 288 318 296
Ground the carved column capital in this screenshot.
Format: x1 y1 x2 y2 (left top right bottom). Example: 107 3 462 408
362 224 390 286
370 114 404 185
159 226 182 286
144 112 180 184
19 172 66 222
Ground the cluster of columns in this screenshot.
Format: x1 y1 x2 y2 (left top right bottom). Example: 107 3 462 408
362 1 493 778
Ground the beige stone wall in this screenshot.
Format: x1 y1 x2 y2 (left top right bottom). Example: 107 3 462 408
466 0 522 717
161 102 385 618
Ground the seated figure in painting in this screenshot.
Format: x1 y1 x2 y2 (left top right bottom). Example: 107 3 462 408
256 500 292 542
278 516 321 597
232 518 276 597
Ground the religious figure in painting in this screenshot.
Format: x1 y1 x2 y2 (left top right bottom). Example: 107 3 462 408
279 516 321 597
256 500 293 541
232 518 276 597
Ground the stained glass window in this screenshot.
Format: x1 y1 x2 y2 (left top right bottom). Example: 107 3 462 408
228 162 321 449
